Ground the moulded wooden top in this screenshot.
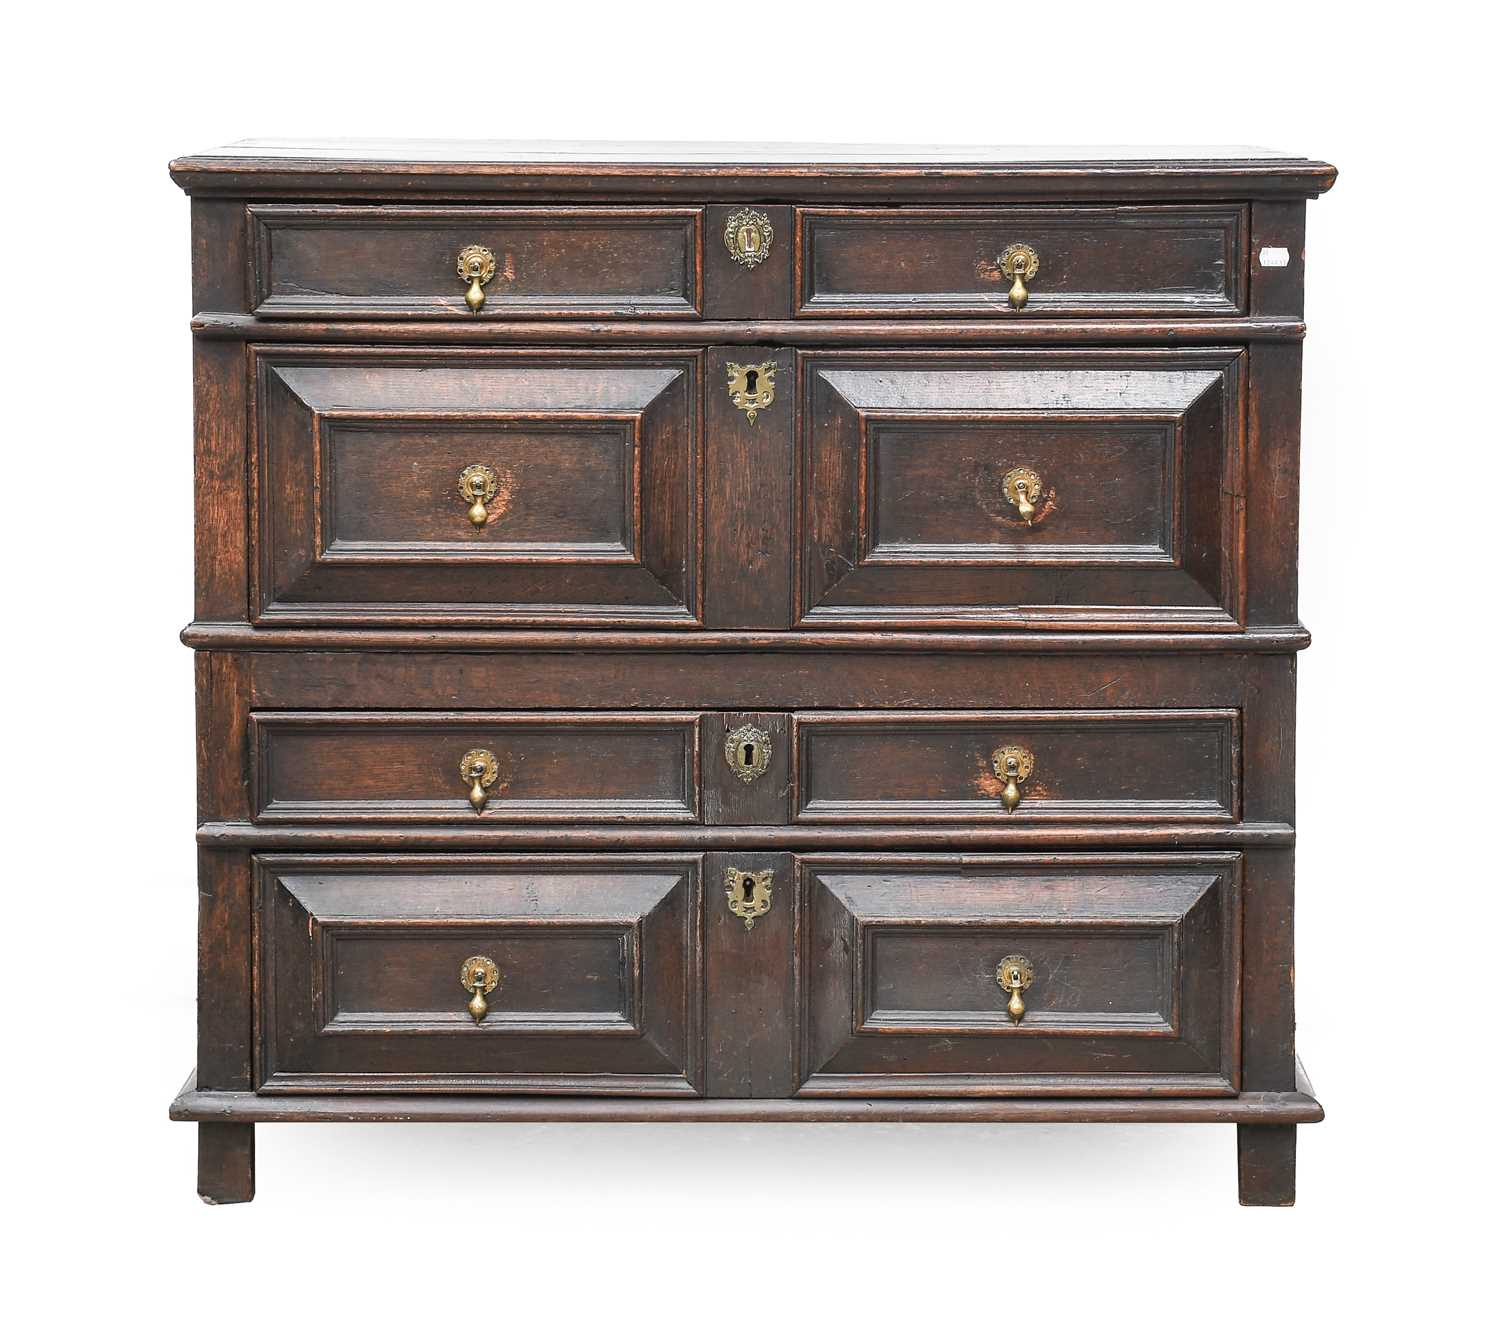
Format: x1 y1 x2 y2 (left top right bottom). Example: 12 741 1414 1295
169 139 1337 201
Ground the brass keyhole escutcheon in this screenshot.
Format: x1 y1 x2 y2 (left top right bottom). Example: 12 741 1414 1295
458 464 500 528
1001 466 1044 526
724 866 774 930
997 243 1040 309
991 745 1035 812
724 207 774 268
724 723 772 784
995 955 1034 1023
459 748 499 813
456 244 496 312
726 360 777 424
460 955 499 1023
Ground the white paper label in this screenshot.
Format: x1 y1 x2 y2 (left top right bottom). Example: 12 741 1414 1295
1258 246 1291 268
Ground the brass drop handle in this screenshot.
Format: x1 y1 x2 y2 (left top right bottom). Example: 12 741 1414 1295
458 464 499 528
996 955 1034 1023
456 244 496 313
997 243 1040 310
460 955 499 1024
459 748 499 813
991 745 1035 812
1002 466 1044 525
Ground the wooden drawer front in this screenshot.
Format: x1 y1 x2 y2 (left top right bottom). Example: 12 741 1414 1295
801 855 1240 1096
799 350 1243 630
253 348 699 626
797 206 1245 317
794 711 1238 824
257 856 702 1094
251 712 700 824
249 206 702 318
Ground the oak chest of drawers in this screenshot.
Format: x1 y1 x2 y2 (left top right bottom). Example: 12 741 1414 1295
168 141 1336 1204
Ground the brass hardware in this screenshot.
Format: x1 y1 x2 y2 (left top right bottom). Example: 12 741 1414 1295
995 955 1034 1023
460 955 499 1024
724 723 772 784
459 748 499 813
726 360 777 424
724 208 774 268
991 745 1035 813
458 463 499 528
997 243 1040 310
724 866 774 931
1001 466 1044 525
456 244 496 313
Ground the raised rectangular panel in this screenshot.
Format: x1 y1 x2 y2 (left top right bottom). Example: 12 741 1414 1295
798 349 1244 630
799 853 1241 1096
252 348 701 626
257 855 704 1094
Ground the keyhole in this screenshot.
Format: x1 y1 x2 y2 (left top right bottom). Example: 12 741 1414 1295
742 742 756 768
740 876 755 903
742 368 758 394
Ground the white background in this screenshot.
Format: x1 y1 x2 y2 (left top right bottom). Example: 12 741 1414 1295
6 2 1494 1328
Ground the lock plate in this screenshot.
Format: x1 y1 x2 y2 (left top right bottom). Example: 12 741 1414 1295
724 866 774 930
724 723 772 783
726 361 776 424
724 208 774 268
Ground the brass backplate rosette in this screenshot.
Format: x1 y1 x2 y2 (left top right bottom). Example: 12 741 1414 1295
991 745 1035 783
456 244 496 286
998 242 1039 281
995 954 1035 992
460 955 499 994
458 463 499 505
460 748 499 788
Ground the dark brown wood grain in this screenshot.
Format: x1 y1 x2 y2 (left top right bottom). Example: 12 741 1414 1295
248 205 703 319
193 313 1308 345
797 206 1247 317
701 713 791 826
256 854 704 1094
703 345 795 628
192 343 249 623
243 648 1279 711
197 848 253 1090
1245 342 1304 626
250 711 700 824
796 348 1244 630
1238 1125 1297 1205
250 346 702 626
198 821 1295 850
798 853 1240 1097
197 1123 255 1204
793 709 1239 824
703 205 793 320
168 142 1338 203
172 142 1333 1204
173 1082 1324 1124
1249 202 1307 319
704 851 798 1096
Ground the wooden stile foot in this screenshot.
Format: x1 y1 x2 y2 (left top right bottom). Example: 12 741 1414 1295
1237 1123 1296 1206
198 1122 255 1204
